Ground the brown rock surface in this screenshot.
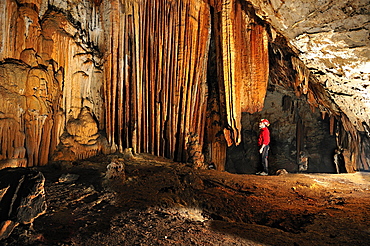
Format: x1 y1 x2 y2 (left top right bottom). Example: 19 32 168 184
0 167 47 240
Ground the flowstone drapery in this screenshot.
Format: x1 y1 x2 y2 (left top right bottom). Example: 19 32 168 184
0 0 368 171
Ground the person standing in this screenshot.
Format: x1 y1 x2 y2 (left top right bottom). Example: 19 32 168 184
257 119 270 175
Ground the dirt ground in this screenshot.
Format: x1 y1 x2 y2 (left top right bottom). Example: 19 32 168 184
2 153 370 246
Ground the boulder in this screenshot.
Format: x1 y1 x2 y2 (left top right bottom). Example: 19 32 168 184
0 168 47 240
105 161 125 180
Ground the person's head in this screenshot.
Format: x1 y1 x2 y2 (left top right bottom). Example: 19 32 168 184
259 119 270 128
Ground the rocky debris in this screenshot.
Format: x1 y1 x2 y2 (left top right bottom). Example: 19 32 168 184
0 168 47 240
58 173 80 184
276 169 289 175
121 148 134 160
76 206 252 246
104 149 136 180
105 162 125 180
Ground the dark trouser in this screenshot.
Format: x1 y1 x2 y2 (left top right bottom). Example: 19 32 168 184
260 145 269 173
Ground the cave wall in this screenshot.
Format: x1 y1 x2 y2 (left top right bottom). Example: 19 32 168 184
0 0 215 168
244 0 370 171
235 88 337 174
0 0 368 172
0 0 107 168
266 35 369 172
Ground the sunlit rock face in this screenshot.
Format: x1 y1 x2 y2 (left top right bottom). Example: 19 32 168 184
0 0 368 171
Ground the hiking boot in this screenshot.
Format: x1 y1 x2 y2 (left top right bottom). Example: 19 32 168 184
259 172 268 176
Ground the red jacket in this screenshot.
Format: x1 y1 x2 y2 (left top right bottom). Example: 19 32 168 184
258 127 270 146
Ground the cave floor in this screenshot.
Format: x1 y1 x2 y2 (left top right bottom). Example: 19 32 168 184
3 153 370 246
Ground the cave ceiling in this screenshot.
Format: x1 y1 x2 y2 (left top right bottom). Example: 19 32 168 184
0 0 369 170
248 0 370 131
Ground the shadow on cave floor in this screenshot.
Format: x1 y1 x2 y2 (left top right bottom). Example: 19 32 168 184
225 144 254 174
2 154 370 246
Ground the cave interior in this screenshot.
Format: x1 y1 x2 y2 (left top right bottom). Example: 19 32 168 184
0 0 369 174
0 0 370 243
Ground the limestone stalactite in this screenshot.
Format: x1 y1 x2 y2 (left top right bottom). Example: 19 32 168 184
103 0 211 163
0 0 368 171
214 0 269 146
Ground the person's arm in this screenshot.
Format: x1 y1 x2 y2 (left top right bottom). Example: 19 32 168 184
259 144 266 153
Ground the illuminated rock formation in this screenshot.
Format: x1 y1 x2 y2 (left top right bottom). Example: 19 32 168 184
0 0 368 171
